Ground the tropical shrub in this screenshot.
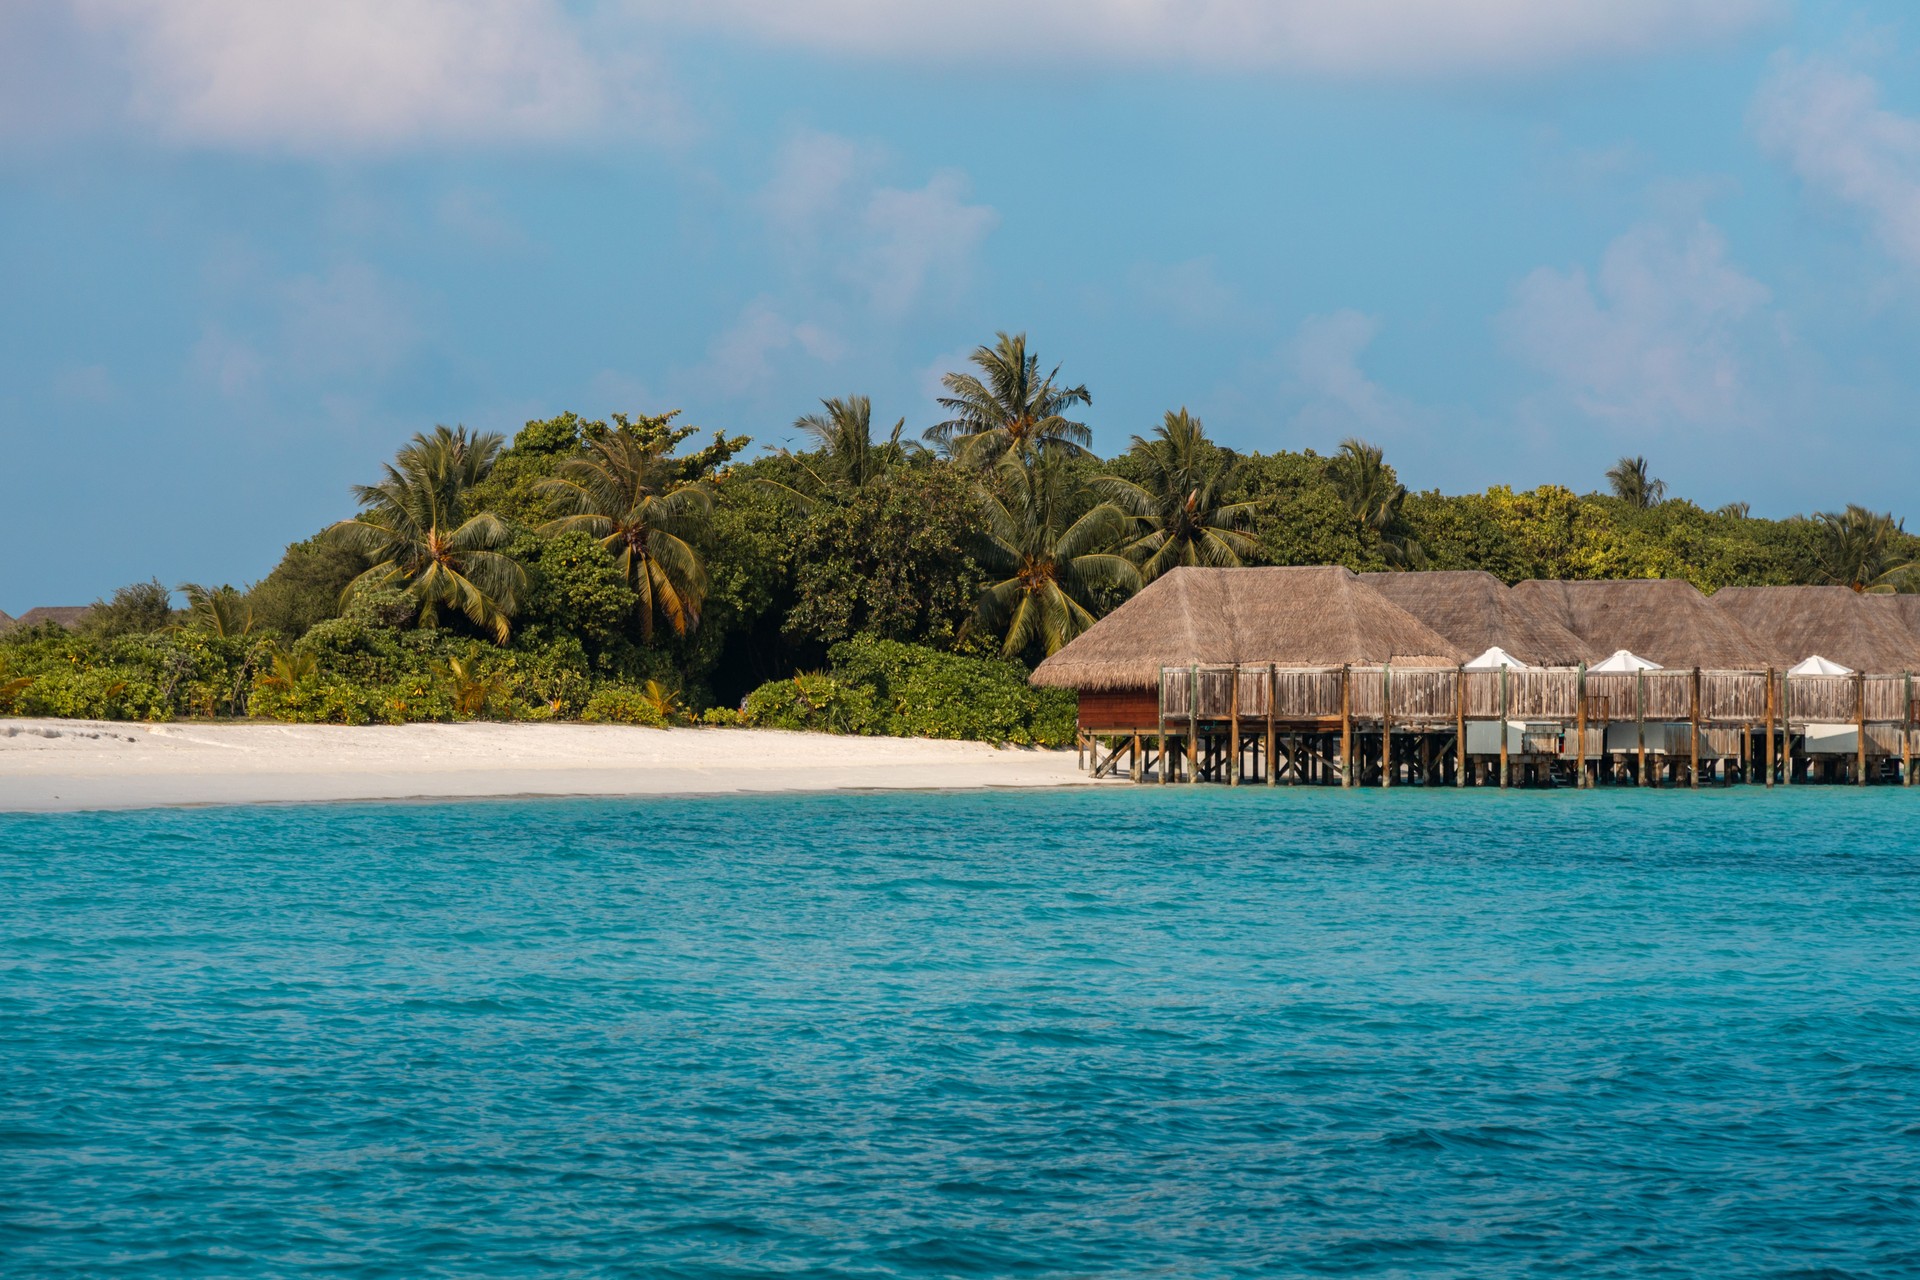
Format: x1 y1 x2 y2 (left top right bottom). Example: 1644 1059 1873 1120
827 636 1075 745
740 673 879 734
581 683 673 727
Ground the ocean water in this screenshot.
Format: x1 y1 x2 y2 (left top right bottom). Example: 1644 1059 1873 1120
3 789 1919 1278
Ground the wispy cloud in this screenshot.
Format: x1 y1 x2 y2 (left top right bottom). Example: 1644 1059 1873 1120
46 0 674 151
1285 309 1412 437
640 0 1778 75
1752 52 1920 271
1500 219 1774 428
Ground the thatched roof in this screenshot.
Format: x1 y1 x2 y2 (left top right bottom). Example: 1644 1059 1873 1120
1713 585 1920 673
1510 579 1770 670
1361 570 1588 667
1865 593 1920 648
12 606 94 631
0 610 13 634
1031 566 1464 690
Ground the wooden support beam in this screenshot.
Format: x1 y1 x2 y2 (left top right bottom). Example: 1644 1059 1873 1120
1575 663 1588 790
1455 666 1466 789
1498 664 1510 791
1905 672 1914 787
1229 666 1241 787
1266 665 1277 786
1187 663 1199 785
1339 665 1353 789
1856 670 1868 788
1636 670 1648 788
1765 668 1776 789
1381 663 1393 790
1689 667 1701 791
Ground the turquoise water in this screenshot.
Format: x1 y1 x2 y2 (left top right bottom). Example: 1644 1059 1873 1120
3 790 1920 1277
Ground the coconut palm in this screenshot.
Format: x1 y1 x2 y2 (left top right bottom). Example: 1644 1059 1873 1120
924 332 1093 464
973 448 1140 657
1327 438 1406 533
329 427 525 642
1716 501 1752 520
1606 456 1667 508
769 395 915 510
1815 504 1915 592
177 583 254 637
1098 409 1259 582
538 429 713 640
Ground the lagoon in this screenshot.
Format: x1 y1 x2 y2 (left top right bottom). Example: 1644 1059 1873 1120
3 789 1919 1277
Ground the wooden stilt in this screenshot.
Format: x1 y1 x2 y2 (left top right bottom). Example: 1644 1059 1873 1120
1265 665 1277 786
1636 669 1648 788
1339 665 1353 789
1455 665 1467 789
1575 663 1588 790
1904 672 1913 787
1187 663 1198 785
1689 667 1701 791
1498 664 1510 790
1765 668 1776 789
1229 666 1241 786
1856 671 1868 788
1381 663 1393 790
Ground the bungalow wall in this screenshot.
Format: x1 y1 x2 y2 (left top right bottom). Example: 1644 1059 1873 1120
1078 688 1159 731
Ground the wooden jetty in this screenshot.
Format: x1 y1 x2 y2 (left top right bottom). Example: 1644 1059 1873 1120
1034 568 1919 788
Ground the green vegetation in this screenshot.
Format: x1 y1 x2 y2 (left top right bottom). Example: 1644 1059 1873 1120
8 332 1917 740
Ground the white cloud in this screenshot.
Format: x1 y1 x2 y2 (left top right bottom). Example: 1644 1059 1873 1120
756 129 880 238
66 0 664 150
1752 54 1920 270
692 298 844 395
639 0 1776 75
1283 309 1412 436
1501 220 1772 427
191 327 264 399
856 171 999 315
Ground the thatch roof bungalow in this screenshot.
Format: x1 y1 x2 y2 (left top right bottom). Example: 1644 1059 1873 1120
1712 585 1920 673
1361 570 1588 667
1510 579 1770 670
11 606 94 631
0 609 13 635
1031 566 1462 729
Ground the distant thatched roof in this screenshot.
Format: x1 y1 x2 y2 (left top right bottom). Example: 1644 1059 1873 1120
11 606 94 631
0 609 13 634
1031 566 1464 691
1510 579 1769 670
1713 585 1920 673
1361 570 1588 667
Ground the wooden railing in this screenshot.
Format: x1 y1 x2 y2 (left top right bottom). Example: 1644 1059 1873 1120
1156 665 1920 732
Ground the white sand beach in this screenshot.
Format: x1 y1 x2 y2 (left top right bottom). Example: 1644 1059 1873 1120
0 720 1095 812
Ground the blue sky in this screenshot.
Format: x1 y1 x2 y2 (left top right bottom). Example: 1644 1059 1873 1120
5 0 1920 610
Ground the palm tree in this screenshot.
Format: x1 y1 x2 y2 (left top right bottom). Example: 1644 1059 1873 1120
770 395 915 510
1815 504 1915 592
1716 501 1752 520
924 332 1093 464
538 429 714 640
973 448 1140 656
177 583 254 637
1606 456 1667 508
329 427 525 642
1326 438 1406 533
1098 409 1259 582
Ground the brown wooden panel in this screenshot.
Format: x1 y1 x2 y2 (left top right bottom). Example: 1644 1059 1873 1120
1079 689 1159 731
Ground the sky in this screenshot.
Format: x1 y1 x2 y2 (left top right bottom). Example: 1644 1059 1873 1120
5 0 1920 611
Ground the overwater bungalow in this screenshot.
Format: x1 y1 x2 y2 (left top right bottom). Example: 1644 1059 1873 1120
1037 568 1917 789
0 610 13 635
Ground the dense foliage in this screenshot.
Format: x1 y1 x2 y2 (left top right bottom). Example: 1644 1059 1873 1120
7 333 1917 740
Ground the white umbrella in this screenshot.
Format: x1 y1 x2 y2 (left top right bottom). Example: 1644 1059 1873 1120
1464 645 1530 670
1589 649 1663 673
1788 654 1853 676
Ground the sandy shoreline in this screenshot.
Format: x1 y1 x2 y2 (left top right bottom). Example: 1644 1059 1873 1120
0 719 1097 813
